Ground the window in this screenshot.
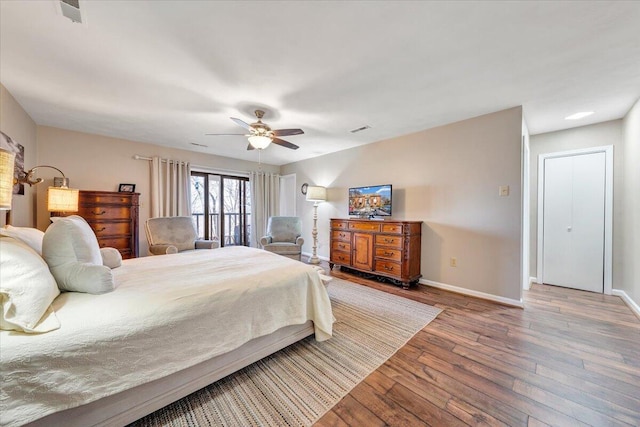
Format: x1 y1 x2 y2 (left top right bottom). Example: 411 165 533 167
191 172 251 247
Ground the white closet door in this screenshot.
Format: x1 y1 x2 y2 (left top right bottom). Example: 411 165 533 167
542 152 605 292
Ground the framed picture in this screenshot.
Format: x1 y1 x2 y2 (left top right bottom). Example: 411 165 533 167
118 183 135 193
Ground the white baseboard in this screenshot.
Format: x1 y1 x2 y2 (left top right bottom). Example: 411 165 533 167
611 289 640 320
419 278 524 308
524 276 537 291
301 252 329 262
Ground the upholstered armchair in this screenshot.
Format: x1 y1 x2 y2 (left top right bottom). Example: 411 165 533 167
145 216 219 255
260 216 304 261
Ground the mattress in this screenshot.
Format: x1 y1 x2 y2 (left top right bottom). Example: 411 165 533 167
0 247 334 427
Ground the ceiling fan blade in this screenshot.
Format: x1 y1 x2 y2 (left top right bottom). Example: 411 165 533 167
272 128 304 137
271 137 299 150
205 133 245 136
246 143 255 151
231 117 253 131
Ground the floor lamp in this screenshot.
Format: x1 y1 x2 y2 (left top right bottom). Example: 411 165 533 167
306 186 327 265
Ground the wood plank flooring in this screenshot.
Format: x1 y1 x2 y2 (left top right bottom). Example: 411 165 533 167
315 267 640 427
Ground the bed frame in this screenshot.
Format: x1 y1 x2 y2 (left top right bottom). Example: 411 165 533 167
25 321 314 427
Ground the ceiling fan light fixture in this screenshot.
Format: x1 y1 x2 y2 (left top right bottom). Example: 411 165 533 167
248 135 272 149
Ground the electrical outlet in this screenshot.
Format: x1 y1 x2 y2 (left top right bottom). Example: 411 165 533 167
499 185 510 197
450 257 457 267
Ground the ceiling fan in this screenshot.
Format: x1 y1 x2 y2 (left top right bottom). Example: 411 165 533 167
206 110 304 150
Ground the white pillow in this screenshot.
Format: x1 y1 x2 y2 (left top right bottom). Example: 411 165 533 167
0 225 45 255
0 237 61 333
42 215 115 294
100 247 122 269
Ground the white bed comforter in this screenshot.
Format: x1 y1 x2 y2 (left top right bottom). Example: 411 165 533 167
0 247 333 427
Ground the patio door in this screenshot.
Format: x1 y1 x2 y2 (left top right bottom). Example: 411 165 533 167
191 172 251 247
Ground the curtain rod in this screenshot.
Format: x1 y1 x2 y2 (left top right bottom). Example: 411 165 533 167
133 154 250 177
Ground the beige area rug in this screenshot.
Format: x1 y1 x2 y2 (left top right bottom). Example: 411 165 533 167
130 279 442 427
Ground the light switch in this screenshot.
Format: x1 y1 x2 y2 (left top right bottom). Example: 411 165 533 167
499 185 510 197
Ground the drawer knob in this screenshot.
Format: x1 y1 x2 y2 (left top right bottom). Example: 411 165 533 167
384 238 393 243
94 227 106 232
384 265 394 271
384 251 394 256
95 210 107 215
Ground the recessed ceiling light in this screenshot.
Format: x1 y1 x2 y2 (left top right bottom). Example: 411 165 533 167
565 111 594 120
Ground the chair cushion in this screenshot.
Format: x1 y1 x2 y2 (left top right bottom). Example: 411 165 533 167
145 216 197 252
266 217 302 243
262 242 302 255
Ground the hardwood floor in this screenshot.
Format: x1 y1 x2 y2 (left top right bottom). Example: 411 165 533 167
315 266 640 427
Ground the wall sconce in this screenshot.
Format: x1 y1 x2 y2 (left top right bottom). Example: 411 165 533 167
0 148 16 210
306 186 327 265
16 165 79 213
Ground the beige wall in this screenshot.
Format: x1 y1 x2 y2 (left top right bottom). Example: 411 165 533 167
36 126 278 256
282 107 524 301
622 99 640 305
0 83 38 227
529 121 624 288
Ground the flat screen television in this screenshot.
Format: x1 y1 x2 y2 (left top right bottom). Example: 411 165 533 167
348 184 392 218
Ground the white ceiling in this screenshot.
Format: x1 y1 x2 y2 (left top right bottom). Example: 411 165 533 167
1 1 639 166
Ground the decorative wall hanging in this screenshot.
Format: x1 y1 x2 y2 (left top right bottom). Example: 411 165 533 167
0 131 25 195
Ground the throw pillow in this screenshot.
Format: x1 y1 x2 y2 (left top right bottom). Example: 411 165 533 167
42 215 115 294
0 225 45 255
0 236 61 333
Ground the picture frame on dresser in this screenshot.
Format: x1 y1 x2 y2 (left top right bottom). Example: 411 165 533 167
118 183 136 192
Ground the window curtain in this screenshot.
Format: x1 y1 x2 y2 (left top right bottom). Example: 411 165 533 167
249 171 280 247
150 156 191 218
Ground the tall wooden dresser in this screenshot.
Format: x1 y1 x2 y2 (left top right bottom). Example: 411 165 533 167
52 190 140 259
329 218 422 288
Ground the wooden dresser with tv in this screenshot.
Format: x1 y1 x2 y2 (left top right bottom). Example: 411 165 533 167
329 218 422 288
52 190 140 259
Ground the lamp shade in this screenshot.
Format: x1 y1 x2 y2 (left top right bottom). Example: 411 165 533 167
0 148 16 210
47 187 79 212
306 186 327 202
248 135 272 150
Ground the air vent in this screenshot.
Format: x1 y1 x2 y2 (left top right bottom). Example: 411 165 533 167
60 0 82 23
350 125 371 134
190 142 208 148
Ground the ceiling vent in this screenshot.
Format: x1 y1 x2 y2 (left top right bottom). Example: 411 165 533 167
60 0 82 24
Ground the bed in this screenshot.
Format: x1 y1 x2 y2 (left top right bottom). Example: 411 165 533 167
0 233 334 427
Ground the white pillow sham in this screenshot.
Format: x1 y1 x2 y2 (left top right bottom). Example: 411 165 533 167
42 215 115 294
0 236 61 333
0 225 45 255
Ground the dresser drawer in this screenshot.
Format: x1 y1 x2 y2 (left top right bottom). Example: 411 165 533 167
332 241 351 252
381 224 403 234
348 221 381 232
77 206 131 220
81 194 135 206
331 220 349 230
375 247 402 261
375 260 402 276
97 237 131 250
375 234 403 248
88 221 131 237
331 230 351 242
331 251 351 265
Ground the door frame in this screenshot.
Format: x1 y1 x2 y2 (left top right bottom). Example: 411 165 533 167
536 145 613 294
